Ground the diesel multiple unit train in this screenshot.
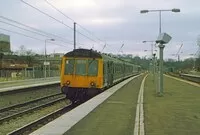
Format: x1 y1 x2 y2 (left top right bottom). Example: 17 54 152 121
60 49 140 102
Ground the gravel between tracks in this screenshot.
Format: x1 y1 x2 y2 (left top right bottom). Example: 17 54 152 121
0 100 69 135
0 85 60 108
0 94 65 121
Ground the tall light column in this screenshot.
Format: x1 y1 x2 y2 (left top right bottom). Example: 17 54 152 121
140 8 180 34
44 39 55 78
140 8 180 95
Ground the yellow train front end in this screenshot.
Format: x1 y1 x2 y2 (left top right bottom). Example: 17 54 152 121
60 49 103 102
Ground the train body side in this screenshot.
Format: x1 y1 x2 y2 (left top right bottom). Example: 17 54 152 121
101 54 139 87
60 49 140 102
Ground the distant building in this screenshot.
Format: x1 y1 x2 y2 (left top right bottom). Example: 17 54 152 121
0 33 11 53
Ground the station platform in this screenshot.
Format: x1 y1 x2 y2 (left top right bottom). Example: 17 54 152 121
30 73 200 135
30 74 144 135
145 74 200 135
0 77 60 93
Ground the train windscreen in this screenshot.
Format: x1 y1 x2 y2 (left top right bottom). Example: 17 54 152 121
75 59 87 75
88 59 98 76
65 59 75 75
64 59 98 76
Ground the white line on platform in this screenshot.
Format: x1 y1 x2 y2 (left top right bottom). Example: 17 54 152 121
134 74 148 135
165 74 200 87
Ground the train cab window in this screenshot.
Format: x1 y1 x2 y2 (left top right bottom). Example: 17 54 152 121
65 59 74 75
75 59 87 75
88 59 98 76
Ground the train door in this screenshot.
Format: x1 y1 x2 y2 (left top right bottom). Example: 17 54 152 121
122 63 125 79
107 61 114 85
103 61 108 86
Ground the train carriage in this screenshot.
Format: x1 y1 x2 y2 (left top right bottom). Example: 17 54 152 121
60 49 139 102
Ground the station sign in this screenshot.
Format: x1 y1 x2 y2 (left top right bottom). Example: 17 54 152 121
44 61 50 65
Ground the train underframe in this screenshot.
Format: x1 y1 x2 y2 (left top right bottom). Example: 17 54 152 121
61 86 101 103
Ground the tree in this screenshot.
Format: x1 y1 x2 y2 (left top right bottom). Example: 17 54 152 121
15 45 36 66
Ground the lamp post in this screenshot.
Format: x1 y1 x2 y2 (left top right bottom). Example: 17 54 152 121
0 50 3 78
143 41 157 83
156 33 172 95
190 54 196 70
143 40 155 56
141 8 180 95
44 39 55 78
140 8 180 34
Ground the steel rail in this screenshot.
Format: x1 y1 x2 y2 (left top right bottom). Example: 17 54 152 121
0 93 63 113
7 102 79 135
0 96 65 123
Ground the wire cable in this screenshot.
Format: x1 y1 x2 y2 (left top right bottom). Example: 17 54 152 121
0 27 71 48
44 0 105 44
0 15 73 43
0 15 85 46
0 20 75 45
21 0 101 44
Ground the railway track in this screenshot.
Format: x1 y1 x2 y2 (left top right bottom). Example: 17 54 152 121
0 93 65 124
166 72 200 84
2 74 140 134
7 102 80 135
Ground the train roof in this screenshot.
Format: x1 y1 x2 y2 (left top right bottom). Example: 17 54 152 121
64 49 102 58
64 48 139 66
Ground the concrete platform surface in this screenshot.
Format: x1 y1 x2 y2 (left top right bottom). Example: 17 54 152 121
145 75 200 135
30 74 141 135
165 74 200 87
0 77 60 93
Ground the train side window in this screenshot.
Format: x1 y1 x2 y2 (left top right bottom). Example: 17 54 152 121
65 59 74 75
88 59 98 76
103 62 107 75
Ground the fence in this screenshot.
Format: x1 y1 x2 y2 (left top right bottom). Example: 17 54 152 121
0 67 60 81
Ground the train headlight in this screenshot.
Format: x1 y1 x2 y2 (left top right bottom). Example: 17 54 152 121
90 82 96 87
66 81 70 86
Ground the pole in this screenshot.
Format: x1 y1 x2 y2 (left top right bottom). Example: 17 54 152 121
159 11 161 34
155 56 159 93
153 54 156 82
74 22 76 50
193 58 196 69
151 43 154 74
151 43 153 56
158 44 165 95
0 51 3 78
158 11 162 95
178 55 180 61
33 67 35 78
49 63 50 77
44 40 47 78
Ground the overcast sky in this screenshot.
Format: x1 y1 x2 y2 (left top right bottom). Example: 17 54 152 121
0 0 200 60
